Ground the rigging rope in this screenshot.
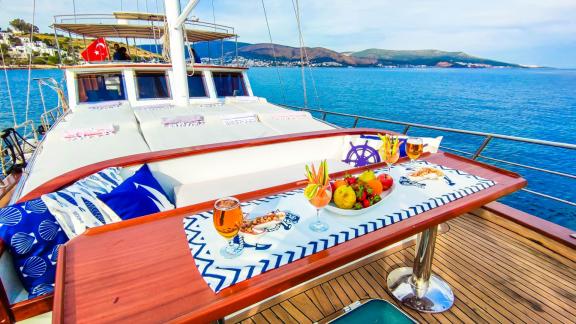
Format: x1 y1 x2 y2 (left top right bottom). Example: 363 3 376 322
260 0 287 104
0 42 17 127
24 0 37 131
290 0 321 108
291 0 307 107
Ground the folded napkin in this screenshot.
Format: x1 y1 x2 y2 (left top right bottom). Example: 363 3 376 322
87 102 123 110
161 115 205 127
221 113 259 126
63 125 116 140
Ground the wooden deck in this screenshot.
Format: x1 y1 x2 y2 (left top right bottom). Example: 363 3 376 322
230 213 576 324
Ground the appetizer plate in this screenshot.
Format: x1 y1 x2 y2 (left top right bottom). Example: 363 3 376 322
325 183 396 216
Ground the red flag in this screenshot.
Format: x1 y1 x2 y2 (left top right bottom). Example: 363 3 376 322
81 38 109 62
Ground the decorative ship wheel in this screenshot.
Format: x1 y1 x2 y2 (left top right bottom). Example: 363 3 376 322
342 140 381 167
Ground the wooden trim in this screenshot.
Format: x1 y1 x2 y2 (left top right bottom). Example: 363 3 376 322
18 128 389 202
51 245 66 324
0 173 21 208
11 295 53 323
473 202 576 257
51 152 526 323
61 64 248 70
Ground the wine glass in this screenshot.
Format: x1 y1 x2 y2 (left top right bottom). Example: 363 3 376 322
379 134 401 173
406 137 424 166
213 197 244 258
307 185 332 232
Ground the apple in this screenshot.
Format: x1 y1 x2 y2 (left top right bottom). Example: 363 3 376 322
378 174 394 191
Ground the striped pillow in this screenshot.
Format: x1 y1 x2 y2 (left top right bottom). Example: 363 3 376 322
41 167 123 239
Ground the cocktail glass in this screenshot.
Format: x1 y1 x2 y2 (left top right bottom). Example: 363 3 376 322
213 197 244 258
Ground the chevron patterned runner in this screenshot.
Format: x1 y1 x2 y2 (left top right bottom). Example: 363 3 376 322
183 160 496 293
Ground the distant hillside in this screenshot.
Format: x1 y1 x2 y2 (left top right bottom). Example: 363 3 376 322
351 49 518 67
138 41 521 68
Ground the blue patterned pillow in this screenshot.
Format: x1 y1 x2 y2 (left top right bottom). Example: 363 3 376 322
0 198 68 298
41 167 123 238
98 164 174 220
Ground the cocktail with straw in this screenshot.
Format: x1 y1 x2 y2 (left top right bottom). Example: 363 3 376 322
378 134 401 173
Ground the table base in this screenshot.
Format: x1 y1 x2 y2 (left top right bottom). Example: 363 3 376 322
387 267 454 313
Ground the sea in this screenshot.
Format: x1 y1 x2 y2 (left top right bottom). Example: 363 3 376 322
0 67 575 230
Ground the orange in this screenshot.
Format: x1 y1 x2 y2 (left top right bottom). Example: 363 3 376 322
333 179 347 189
366 179 383 196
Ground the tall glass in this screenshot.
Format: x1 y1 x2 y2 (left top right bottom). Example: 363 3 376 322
406 137 424 166
213 197 244 258
380 135 401 173
307 186 332 232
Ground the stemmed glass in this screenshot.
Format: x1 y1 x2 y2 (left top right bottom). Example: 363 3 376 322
406 137 424 166
378 134 401 173
304 160 331 232
307 186 332 232
213 197 244 258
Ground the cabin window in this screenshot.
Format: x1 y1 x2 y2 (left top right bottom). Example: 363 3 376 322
77 73 126 103
135 71 171 99
187 73 207 98
212 72 247 97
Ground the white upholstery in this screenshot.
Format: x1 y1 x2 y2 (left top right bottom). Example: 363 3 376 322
139 121 280 151
258 112 334 134
174 159 352 207
21 124 150 196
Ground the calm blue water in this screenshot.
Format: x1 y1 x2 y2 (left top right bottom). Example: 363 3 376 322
1 68 575 230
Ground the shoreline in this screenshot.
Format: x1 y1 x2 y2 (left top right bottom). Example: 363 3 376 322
0 65 59 70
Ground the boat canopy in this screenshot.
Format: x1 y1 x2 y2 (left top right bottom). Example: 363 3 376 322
113 11 168 22
52 23 235 42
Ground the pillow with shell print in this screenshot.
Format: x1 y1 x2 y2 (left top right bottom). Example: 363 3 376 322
0 198 68 299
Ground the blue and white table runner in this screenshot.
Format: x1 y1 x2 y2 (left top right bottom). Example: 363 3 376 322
183 161 495 293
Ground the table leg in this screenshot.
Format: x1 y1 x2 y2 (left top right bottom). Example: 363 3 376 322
387 225 454 313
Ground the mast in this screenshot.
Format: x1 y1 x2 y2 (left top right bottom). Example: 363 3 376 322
165 0 194 105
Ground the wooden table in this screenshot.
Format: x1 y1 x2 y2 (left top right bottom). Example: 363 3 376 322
52 152 525 323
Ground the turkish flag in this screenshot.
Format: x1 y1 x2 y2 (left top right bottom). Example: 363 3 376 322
81 38 109 62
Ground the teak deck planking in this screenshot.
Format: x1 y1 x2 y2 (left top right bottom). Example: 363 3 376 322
232 213 576 324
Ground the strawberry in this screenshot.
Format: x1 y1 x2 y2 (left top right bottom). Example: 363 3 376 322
347 177 357 185
361 191 367 201
362 199 370 208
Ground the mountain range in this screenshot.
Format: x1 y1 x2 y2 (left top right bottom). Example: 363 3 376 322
139 41 521 68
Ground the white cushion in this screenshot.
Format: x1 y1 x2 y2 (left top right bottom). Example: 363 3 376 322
174 159 353 207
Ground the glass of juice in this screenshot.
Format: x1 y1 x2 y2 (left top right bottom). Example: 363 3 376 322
379 135 401 173
307 186 332 232
213 197 244 258
406 137 424 166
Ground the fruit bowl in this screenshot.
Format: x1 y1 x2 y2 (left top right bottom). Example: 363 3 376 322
325 183 395 216
325 171 395 216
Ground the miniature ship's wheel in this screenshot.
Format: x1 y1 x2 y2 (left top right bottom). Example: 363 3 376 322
343 140 381 167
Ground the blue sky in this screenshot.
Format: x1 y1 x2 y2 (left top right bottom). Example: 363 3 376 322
1 0 575 67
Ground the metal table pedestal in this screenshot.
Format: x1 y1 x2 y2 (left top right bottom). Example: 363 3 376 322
387 225 454 313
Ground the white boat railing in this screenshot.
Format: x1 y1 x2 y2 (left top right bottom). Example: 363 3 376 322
280 104 576 210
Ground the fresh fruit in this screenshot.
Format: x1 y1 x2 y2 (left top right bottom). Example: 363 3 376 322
358 170 376 183
333 179 348 189
362 199 371 208
333 185 357 209
378 174 394 191
304 183 320 200
345 176 357 185
366 179 383 195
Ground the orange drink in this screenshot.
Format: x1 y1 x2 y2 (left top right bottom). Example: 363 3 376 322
213 197 244 258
